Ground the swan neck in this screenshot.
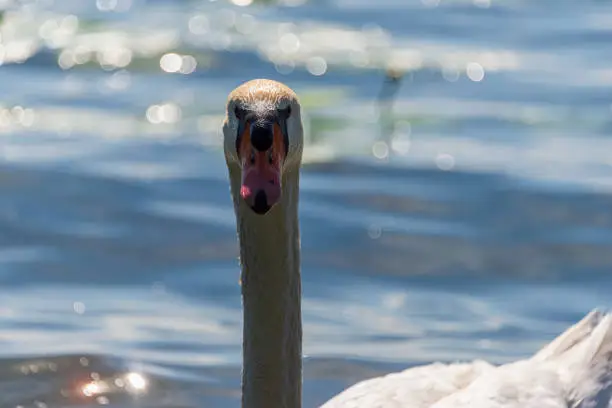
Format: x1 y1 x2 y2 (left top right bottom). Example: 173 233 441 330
231 166 302 408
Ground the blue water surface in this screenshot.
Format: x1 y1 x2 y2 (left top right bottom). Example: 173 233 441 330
0 0 611 406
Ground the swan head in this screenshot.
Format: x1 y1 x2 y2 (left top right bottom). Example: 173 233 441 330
223 79 304 215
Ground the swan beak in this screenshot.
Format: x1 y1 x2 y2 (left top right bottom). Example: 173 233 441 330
239 120 285 215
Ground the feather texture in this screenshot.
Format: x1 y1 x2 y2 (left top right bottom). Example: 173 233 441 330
321 311 612 408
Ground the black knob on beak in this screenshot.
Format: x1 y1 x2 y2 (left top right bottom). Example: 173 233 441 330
250 121 273 152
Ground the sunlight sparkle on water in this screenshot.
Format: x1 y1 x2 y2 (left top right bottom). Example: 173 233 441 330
96 0 132 12
0 105 35 130
421 0 440 7
188 15 210 35
96 0 117 11
275 60 295 75
436 153 455 171
126 372 147 391
160 53 182 72
442 65 460 82
105 70 132 91
368 224 382 239
281 0 307 5
306 56 327 76
279 33 300 54
39 15 79 44
231 0 253 6
474 0 491 8
146 103 182 124
392 139 411 156
73 301 85 314
80 372 146 397
99 47 132 70
82 381 104 397
466 62 485 82
160 53 197 74
372 141 389 160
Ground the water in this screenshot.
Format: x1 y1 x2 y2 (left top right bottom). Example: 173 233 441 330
0 0 611 406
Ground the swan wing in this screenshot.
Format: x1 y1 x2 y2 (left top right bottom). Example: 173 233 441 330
432 311 612 408
321 310 612 408
320 359 495 408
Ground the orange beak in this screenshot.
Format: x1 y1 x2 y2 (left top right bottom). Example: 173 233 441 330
238 120 286 215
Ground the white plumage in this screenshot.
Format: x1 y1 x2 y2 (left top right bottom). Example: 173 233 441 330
321 310 612 408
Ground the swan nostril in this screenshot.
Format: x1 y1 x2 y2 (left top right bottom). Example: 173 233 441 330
251 190 270 214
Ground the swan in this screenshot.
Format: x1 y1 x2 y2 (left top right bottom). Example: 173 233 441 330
222 78 612 408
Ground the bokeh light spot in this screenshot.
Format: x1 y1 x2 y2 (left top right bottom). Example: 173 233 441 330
96 0 118 11
466 62 485 82
368 224 382 239
147 103 181 124
82 381 101 397
421 0 440 7
126 372 147 391
474 0 491 8
275 60 295 75
188 15 210 35
306 56 327 76
442 66 460 82
180 55 197 74
58 50 75 70
160 53 182 73
436 153 455 171
279 33 300 54
372 141 389 160
73 302 85 314
160 53 197 74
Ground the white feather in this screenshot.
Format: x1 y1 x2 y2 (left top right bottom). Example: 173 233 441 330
321 310 612 408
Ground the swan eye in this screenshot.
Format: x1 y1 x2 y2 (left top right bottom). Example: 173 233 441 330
234 106 248 156
277 107 290 157
235 105 247 119
278 106 291 118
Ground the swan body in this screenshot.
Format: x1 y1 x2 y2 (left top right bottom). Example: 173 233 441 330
222 79 612 408
322 310 612 408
